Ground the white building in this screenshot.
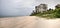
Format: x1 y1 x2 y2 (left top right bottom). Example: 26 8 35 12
35 4 47 13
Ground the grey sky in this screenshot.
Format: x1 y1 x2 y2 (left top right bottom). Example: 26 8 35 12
0 0 60 16
35 0 60 9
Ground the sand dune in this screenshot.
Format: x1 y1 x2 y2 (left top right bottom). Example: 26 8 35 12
0 16 60 28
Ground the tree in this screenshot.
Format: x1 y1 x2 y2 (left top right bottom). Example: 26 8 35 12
54 8 60 18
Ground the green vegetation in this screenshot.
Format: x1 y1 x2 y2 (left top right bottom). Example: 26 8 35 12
30 8 60 18
54 8 60 18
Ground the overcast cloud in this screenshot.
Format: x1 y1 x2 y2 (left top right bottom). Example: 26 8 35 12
0 0 60 17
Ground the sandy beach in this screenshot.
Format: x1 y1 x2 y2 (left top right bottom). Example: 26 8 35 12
0 16 60 28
